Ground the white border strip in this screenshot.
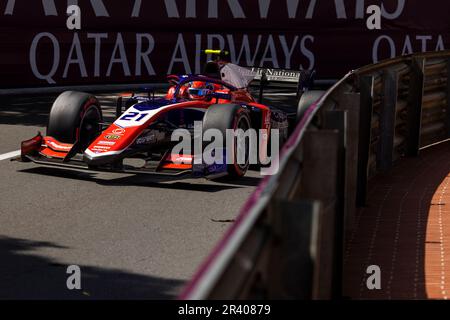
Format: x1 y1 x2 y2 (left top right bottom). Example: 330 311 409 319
420 138 450 151
0 150 20 161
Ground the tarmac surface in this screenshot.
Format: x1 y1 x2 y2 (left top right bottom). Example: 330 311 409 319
0 89 297 299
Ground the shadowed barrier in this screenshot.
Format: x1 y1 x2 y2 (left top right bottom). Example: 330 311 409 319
180 50 450 300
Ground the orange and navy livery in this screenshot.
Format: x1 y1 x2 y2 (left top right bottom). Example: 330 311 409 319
19 58 292 179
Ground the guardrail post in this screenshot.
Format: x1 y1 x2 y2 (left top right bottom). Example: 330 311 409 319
267 199 321 299
299 129 340 299
335 93 361 230
377 69 398 170
322 110 347 299
202 220 270 299
447 58 450 137
406 58 425 156
356 76 374 206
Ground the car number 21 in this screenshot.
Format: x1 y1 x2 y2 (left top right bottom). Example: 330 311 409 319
119 112 149 122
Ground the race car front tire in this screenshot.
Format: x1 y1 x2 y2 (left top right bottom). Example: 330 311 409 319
47 91 102 149
202 104 251 179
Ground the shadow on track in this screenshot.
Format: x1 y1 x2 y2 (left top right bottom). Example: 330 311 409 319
0 236 183 299
0 96 54 127
18 167 262 192
0 94 119 127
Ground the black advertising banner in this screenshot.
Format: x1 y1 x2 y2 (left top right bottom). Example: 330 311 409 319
0 0 448 88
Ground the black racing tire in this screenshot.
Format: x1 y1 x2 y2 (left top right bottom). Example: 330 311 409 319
47 91 102 148
296 90 325 122
202 104 252 179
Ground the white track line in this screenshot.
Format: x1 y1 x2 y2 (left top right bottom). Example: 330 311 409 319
0 150 20 161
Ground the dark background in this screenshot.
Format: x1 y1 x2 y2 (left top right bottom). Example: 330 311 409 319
0 0 448 88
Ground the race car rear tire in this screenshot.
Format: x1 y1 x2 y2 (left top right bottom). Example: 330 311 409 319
296 90 325 122
202 104 251 178
47 91 102 148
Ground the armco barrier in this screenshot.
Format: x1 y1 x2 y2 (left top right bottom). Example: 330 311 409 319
180 50 450 300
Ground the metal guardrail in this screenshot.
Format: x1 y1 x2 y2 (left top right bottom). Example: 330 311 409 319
180 50 450 300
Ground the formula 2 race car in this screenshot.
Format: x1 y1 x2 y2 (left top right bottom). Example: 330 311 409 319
19 50 321 180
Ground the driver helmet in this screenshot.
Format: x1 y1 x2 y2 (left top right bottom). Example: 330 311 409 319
188 81 214 100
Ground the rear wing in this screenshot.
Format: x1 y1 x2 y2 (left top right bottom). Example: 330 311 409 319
202 50 332 99
246 67 317 102
248 67 337 88
250 67 310 84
